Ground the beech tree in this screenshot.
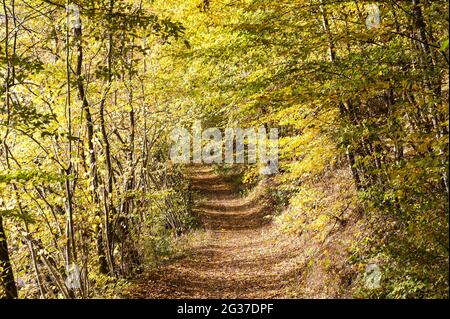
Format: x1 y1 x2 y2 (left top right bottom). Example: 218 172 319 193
1 0 448 299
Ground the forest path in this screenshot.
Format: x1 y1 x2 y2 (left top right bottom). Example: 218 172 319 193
131 165 303 298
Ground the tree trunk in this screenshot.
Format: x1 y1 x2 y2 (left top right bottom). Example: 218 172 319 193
0 216 18 299
73 21 109 275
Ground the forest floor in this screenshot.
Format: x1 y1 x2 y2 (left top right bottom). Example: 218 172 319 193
128 165 308 298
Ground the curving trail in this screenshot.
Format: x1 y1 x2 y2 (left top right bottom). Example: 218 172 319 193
131 166 304 298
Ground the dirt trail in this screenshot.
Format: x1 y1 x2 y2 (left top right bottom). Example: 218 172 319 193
132 166 304 298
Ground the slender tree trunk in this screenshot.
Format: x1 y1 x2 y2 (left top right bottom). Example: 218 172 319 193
320 1 363 190
64 0 76 274
98 0 116 276
0 0 18 300
73 16 109 275
319 0 336 62
24 222 46 298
